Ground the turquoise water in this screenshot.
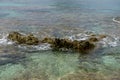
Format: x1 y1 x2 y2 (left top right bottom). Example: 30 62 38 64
0 0 120 80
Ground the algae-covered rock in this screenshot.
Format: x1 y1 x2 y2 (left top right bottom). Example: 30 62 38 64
7 32 39 45
73 40 95 54
7 32 23 42
88 37 99 42
25 34 39 45
98 34 107 39
41 37 54 44
7 32 106 54
41 37 96 54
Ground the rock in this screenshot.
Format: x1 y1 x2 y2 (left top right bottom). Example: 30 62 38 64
74 40 95 54
25 34 39 45
41 37 54 44
88 37 99 42
41 37 95 54
87 34 107 43
7 32 22 42
7 32 39 45
98 34 107 39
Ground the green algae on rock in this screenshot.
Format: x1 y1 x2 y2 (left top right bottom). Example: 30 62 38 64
7 32 39 45
7 32 108 54
42 37 96 54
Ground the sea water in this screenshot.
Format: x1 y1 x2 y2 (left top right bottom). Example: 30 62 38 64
0 0 120 80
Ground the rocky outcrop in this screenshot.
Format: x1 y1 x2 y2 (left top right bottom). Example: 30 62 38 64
7 32 39 45
41 38 95 54
7 32 107 54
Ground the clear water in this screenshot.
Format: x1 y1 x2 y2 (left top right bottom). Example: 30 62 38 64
0 0 120 80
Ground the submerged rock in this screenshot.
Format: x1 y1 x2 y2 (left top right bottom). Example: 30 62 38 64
7 32 39 45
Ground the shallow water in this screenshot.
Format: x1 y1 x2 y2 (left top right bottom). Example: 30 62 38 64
0 0 120 80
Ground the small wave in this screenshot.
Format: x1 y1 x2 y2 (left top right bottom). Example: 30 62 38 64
68 33 89 41
67 32 120 48
0 34 13 45
34 43 51 50
18 43 51 51
112 17 120 23
100 36 119 47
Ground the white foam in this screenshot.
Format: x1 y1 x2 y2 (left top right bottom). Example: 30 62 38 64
100 36 119 47
112 18 120 23
68 33 120 48
68 33 89 41
0 34 13 45
34 43 51 50
18 43 51 51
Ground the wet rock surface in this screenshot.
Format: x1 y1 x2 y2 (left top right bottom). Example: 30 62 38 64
41 37 96 54
114 17 120 21
7 32 39 45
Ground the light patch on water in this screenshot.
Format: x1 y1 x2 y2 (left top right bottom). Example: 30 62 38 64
102 56 120 70
34 43 51 50
18 43 51 51
26 52 79 80
0 64 25 80
0 52 79 80
68 33 89 41
0 3 25 7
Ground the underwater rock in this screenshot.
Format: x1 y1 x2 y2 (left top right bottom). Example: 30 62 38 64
7 32 39 45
